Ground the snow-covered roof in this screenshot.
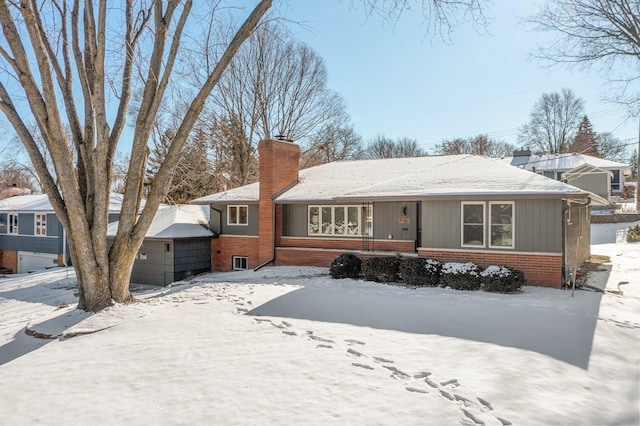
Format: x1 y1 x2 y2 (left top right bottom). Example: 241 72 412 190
0 193 133 213
191 182 260 204
192 154 599 205
107 204 212 239
503 153 631 174
278 155 592 202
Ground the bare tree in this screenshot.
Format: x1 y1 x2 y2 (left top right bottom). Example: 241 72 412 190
0 160 36 191
596 132 629 163
527 0 640 109
518 89 585 154
0 1 272 311
435 134 515 157
301 123 364 168
0 0 489 312
527 0 640 210
365 134 425 159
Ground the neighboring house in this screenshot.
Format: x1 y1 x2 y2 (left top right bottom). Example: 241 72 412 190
107 205 212 286
505 150 632 201
192 139 606 288
0 193 124 273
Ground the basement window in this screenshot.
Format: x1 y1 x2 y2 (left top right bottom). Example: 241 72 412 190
232 256 248 270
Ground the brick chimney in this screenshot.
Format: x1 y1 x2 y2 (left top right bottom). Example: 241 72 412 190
257 138 301 265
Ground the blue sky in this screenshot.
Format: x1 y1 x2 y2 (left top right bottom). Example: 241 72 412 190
279 2 638 155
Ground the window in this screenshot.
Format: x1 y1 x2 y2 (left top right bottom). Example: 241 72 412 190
8 213 18 235
227 205 248 226
35 214 47 236
489 202 514 248
232 256 248 270
461 202 484 247
611 170 621 191
308 205 371 237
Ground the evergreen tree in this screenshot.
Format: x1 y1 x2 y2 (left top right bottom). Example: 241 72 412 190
571 116 598 156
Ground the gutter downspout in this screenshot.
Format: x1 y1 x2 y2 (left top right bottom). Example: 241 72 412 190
562 196 591 297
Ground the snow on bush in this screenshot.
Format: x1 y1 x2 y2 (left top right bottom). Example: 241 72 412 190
481 265 525 294
398 258 442 287
440 262 481 291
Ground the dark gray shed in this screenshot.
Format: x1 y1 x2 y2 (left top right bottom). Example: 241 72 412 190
108 205 212 286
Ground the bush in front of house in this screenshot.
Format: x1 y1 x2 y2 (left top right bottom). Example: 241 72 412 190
330 253 362 279
480 265 525 293
398 258 442 287
361 256 400 283
626 224 640 242
440 262 481 291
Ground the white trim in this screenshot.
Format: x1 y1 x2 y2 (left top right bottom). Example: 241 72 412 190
307 205 372 237
217 234 259 239
35 213 47 236
461 202 485 248
232 256 248 270
8 212 18 235
227 205 249 226
488 201 515 249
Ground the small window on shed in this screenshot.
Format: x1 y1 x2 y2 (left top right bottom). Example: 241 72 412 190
232 256 248 270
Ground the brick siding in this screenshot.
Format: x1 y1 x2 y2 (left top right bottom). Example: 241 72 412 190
418 248 563 287
212 235 260 271
279 236 414 252
0 250 17 273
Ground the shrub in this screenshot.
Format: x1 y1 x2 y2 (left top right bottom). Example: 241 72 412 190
398 258 442 287
440 262 481 291
361 257 400 283
627 224 640 242
480 265 525 293
330 253 362 279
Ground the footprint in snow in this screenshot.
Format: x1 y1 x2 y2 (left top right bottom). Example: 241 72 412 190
352 363 374 371
405 387 429 394
347 348 365 357
373 356 394 364
308 334 334 343
382 365 410 380
345 339 365 346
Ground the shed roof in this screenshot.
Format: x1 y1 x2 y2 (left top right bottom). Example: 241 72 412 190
107 204 212 239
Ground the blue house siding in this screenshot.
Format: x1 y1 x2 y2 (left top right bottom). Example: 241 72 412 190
0 234 59 254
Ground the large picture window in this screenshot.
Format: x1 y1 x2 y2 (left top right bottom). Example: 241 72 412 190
227 205 248 226
35 214 47 236
461 202 484 247
308 205 371 237
489 202 514 248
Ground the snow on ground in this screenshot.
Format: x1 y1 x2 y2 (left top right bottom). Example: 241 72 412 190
0 225 639 425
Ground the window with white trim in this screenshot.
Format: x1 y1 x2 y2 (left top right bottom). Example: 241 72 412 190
8 213 18 235
461 202 485 247
227 205 248 226
35 214 47 236
232 256 248 270
308 205 371 236
489 202 514 248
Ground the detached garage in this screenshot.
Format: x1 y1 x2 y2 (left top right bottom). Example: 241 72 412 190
108 205 213 286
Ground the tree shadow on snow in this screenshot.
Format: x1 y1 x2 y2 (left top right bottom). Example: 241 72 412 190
248 283 604 369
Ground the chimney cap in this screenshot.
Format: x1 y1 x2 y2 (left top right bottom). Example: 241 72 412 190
275 134 293 142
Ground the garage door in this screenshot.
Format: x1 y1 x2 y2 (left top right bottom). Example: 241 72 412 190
18 252 58 273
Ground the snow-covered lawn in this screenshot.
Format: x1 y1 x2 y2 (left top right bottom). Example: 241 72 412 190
0 224 639 425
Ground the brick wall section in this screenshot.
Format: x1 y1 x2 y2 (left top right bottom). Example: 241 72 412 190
0 250 17 273
258 139 301 265
212 235 260 271
279 236 415 252
418 248 562 287
275 246 562 288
